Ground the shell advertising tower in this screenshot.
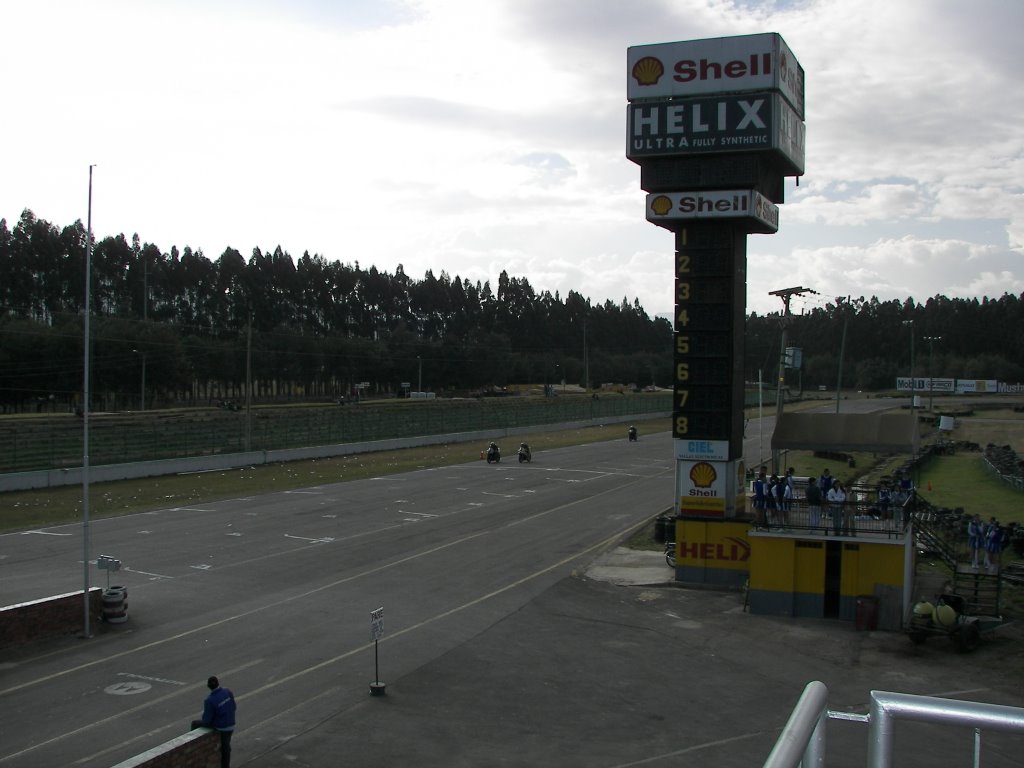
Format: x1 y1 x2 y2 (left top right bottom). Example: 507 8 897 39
627 33 805 587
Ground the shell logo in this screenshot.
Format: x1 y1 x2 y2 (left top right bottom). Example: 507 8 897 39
689 461 717 488
631 56 664 86
650 195 673 216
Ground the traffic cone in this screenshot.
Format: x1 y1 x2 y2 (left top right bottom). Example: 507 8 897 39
480 451 484 460
927 481 933 491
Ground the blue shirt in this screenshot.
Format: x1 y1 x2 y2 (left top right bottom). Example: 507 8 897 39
203 686 236 731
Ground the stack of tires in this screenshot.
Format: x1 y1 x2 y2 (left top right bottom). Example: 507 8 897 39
102 586 128 624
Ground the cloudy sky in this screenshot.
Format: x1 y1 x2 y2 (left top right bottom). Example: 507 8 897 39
3 0 1021 318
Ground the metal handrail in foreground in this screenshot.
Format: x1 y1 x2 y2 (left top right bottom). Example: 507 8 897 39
763 680 829 768
867 690 1024 768
764 682 1024 768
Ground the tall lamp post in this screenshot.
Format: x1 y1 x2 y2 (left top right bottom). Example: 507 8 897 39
82 165 95 638
924 336 942 411
132 348 147 411
902 320 915 412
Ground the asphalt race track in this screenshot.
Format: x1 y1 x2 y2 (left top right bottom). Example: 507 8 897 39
0 432 675 767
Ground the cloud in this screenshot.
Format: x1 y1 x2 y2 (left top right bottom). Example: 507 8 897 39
2 0 1022 321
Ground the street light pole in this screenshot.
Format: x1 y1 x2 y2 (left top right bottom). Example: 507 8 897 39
924 336 942 410
768 286 817 474
132 349 147 411
82 165 95 639
902 320 915 412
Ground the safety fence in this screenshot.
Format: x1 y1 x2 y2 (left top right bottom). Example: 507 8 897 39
0 394 671 474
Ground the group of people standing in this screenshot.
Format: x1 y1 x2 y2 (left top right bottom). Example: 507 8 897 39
752 467 903 536
967 513 1007 572
751 467 796 530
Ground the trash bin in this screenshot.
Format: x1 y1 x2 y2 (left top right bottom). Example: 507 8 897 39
654 516 670 543
855 595 878 631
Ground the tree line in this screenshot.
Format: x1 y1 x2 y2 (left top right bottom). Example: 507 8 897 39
0 210 671 411
746 293 1024 394
2 209 1022 413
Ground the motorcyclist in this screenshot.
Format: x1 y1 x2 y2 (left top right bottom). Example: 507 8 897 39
517 442 532 463
628 425 638 441
486 442 500 463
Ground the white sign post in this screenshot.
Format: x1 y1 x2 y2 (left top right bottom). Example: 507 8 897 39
370 607 386 696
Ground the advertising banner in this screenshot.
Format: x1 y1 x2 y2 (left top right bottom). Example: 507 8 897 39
627 32 805 119
627 93 804 174
648 190 779 233
895 377 958 393
674 439 730 461
677 459 729 517
956 379 999 394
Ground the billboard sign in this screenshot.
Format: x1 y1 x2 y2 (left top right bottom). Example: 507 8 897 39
627 32 805 119
674 439 730 461
677 459 728 518
956 379 998 394
627 93 804 174
647 189 779 233
895 377 954 393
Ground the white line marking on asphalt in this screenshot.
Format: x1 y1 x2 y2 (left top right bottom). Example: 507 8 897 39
117 672 186 686
284 490 323 495
605 730 766 767
124 567 173 580
0 467 674 715
21 530 72 536
284 534 335 543
63 660 264 766
104 681 151 696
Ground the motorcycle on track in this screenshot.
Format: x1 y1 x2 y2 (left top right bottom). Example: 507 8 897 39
485 442 501 463
628 425 638 442
517 442 532 463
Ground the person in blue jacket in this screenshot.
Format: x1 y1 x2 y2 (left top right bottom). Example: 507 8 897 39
191 676 236 768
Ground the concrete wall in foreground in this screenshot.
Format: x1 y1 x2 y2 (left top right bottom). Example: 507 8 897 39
0 414 661 493
108 728 220 768
0 588 103 649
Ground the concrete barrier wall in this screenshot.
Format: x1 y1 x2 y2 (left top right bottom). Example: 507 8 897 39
0 588 103 648
108 728 220 768
0 414 661 492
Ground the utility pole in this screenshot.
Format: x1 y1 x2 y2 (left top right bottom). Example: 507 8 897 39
245 312 253 452
902 320 915 413
924 335 942 410
82 164 95 639
768 286 817 474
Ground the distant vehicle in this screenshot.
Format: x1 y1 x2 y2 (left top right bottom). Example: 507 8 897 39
517 442 532 463
628 425 638 442
486 442 501 464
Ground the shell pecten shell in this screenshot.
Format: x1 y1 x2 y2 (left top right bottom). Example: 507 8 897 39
631 56 664 86
689 461 717 488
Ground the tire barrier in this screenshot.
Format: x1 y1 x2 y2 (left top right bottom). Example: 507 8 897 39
102 585 128 624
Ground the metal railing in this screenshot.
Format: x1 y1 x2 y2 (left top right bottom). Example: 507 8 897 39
764 682 1024 767
749 497 913 540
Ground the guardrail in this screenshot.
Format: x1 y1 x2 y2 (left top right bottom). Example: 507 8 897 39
764 682 1024 767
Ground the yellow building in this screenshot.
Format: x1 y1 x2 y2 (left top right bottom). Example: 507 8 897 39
671 517 913 629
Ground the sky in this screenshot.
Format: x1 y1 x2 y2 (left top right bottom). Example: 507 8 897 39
2 0 1022 319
